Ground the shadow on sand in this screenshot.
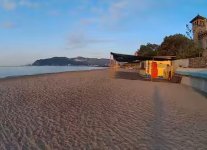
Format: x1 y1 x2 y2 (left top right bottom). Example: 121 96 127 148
151 86 168 149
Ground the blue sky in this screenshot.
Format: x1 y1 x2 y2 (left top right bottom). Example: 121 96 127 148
0 0 206 66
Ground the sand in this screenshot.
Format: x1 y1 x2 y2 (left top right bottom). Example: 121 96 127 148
0 69 207 150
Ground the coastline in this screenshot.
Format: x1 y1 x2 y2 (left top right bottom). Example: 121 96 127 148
0 68 108 82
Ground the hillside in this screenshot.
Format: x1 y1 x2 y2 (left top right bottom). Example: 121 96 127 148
32 57 109 67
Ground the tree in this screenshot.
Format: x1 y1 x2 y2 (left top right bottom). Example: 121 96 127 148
136 43 159 56
157 34 203 59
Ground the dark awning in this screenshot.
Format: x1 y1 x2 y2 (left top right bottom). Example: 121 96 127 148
111 52 176 62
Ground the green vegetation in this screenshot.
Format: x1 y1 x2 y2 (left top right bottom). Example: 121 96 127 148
32 57 109 67
136 34 204 59
136 43 159 56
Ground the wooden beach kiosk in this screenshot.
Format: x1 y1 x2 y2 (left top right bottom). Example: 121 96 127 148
142 58 176 80
110 52 176 80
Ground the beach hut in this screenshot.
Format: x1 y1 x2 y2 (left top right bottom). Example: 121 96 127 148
144 59 173 80
110 52 176 80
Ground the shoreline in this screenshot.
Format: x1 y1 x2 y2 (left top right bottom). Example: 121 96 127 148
0 68 108 82
1 68 206 96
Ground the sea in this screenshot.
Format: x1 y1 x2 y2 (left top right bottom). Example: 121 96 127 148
0 66 105 78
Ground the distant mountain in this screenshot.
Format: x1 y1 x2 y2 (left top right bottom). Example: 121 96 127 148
32 57 110 67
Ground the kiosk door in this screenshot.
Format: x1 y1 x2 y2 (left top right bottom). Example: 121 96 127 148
151 62 158 78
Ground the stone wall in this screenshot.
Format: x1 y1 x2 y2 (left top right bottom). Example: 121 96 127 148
181 76 207 93
189 57 207 68
173 59 189 68
203 50 207 57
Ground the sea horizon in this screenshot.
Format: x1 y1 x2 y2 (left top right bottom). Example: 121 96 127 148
0 66 105 79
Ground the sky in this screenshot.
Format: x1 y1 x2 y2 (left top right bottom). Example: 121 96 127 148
0 0 207 66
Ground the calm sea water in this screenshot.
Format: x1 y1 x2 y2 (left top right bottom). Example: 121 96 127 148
0 66 105 78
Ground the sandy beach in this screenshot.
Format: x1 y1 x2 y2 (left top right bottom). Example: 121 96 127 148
0 69 207 149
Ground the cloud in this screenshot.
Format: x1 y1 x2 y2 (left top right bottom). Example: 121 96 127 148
77 0 157 30
19 0 39 8
0 0 40 10
1 21 16 29
103 0 155 22
80 18 97 26
0 0 16 10
108 1 128 20
67 30 113 49
48 10 60 16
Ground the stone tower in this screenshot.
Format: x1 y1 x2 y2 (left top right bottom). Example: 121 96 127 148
190 15 207 44
190 15 207 49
